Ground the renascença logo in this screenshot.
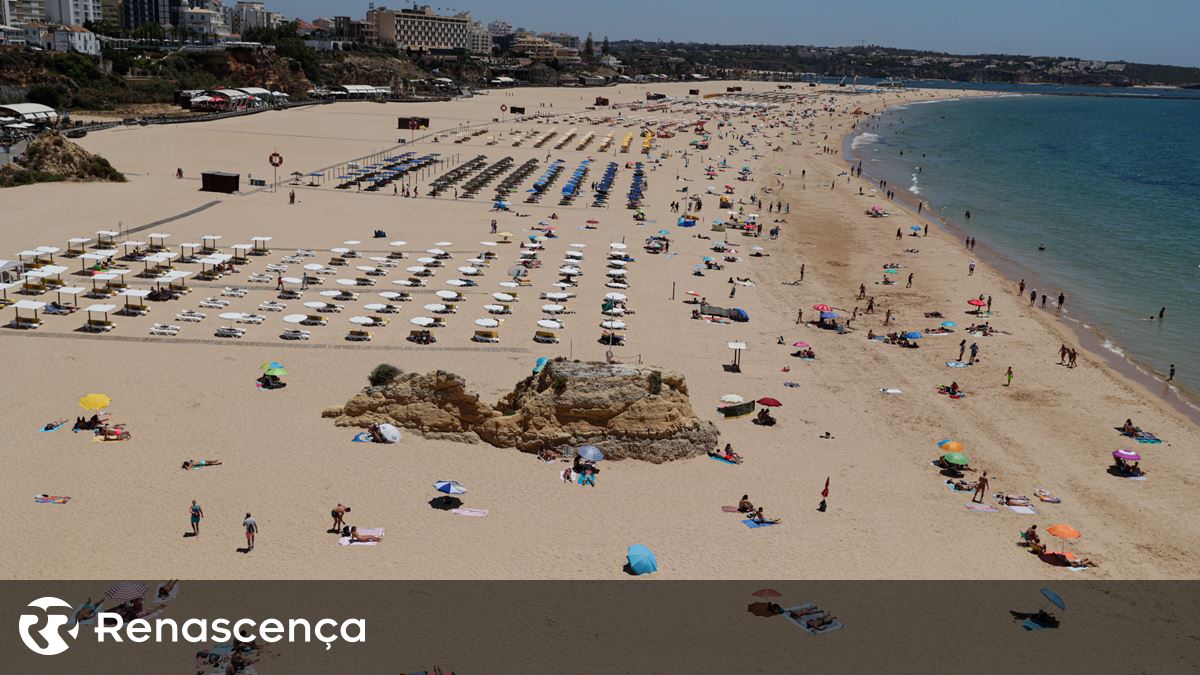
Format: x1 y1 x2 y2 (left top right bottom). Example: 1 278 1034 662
18 597 80 656
18 596 366 656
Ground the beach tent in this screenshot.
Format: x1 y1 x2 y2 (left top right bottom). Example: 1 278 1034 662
626 544 658 575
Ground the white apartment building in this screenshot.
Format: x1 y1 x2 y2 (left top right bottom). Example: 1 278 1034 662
3 0 46 26
485 19 511 37
44 0 100 25
468 20 490 54
179 6 226 36
390 4 470 51
225 1 276 35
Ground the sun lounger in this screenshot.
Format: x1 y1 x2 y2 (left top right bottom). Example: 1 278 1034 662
175 311 205 322
472 330 500 343
215 326 245 338
235 314 265 324
221 287 246 298
280 329 311 340
10 316 44 329
199 298 228 309
300 315 326 326
338 527 384 546
150 323 180 336
346 329 373 342
317 304 343 313
534 330 559 344
83 318 114 332
259 302 286 312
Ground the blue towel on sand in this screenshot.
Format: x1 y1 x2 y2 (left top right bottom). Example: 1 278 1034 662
352 432 372 443
38 423 66 433
742 519 778 529
709 455 739 465
1022 618 1054 631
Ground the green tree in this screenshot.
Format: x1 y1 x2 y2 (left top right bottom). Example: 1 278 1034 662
601 36 610 55
27 84 63 109
583 32 594 57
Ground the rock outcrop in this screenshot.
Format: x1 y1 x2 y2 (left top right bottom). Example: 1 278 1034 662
323 360 719 463
0 133 124 188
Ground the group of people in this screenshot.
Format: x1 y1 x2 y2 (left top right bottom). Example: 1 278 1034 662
736 495 781 524
709 443 744 464
71 414 130 441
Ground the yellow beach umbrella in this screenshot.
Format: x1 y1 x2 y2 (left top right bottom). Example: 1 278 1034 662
79 393 111 411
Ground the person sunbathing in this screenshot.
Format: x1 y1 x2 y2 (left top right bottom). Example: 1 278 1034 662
181 459 222 470
43 419 68 431
348 526 382 543
157 580 178 601
807 614 837 631
737 495 755 513
97 424 130 441
74 598 101 623
710 443 743 463
946 479 977 492
995 493 1031 506
751 507 781 524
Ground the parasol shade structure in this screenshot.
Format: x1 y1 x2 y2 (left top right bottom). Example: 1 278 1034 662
80 393 112 411
757 397 782 407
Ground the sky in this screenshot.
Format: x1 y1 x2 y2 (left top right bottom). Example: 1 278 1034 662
272 0 1200 68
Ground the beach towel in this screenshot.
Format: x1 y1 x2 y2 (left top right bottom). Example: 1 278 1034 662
783 381 800 388
35 495 70 504
338 527 384 546
1034 489 1062 504
1127 475 1148 481
780 604 819 627
1115 427 1162 444
1022 618 1052 631
451 508 488 517
38 422 66 433
1008 505 1038 515
946 482 976 494
721 506 742 513
352 432 373 443
880 388 903 395
964 503 998 513
946 361 971 368
742 519 778 529
708 454 739 465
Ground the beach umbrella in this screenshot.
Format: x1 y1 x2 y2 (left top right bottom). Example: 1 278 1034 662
303 301 327 309
941 321 957 328
1046 524 1081 554
219 312 247 321
537 319 563 329
606 292 627 301
282 314 307 324
483 304 506 313
720 394 744 403
911 225 922 231
819 311 838 320
751 588 782 599
606 270 627 277
379 292 403 300
757 397 782 407
410 317 436 327
436 290 460 301
904 332 923 340
364 303 387 311
812 304 833 312
79 393 112 411
260 361 284 371
475 318 499 328
498 281 519 289
424 303 448 313
497 232 514 239
344 240 362 245
792 341 809 347
940 441 964 453
320 290 345 298
577 445 605 462
389 241 408 247
493 292 515 302
883 269 898 275
600 320 626 330
1041 588 1066 611
967 299 987 307
435 241 452 247
1112 449 1141 462
626 544 658 575
446 279 469 287
336 279 358 287
105 581 147 601
264 367 288 377
609 242 627 250
349 316 374 325
942 451 970 466
433 480 467 495
331 247 350 254
542 304 565 314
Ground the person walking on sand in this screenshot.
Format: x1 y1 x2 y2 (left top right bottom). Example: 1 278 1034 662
800 264 805 281
243 513 257 551
896 228 902 240
1041 293 1047 309
1060 344 1069 365
289 190 295 205
1019 279 1025 296
958 339 967 362
884 309 892 325
1005 366 1014 387
866 297 875 314
1030 289 1037 306
858 283 866 300
969 342 979 363
1069 349 1078 368
972 472 989 503
1058 292 1065 310
189 500 203 537
331 504 350 532
906 273 913 289
275 274 283 291
986 295 992 313
968 260 976 276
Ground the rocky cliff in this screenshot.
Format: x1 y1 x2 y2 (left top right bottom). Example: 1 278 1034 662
0 133 124 187
323 360 719 463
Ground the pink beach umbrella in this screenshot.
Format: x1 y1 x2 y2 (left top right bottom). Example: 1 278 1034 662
1112 449 1141 462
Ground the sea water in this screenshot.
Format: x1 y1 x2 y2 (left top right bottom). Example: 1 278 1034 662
849 93 1200 410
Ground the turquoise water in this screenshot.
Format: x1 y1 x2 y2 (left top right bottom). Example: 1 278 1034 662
849 94 1200 408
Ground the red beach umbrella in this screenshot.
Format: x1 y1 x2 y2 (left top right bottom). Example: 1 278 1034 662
812 303 833 312
757 397 783 407
751 588 782 599
967 299 987 307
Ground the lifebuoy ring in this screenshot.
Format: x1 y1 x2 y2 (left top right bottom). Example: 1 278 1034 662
500 105 508 112
269 152 283 167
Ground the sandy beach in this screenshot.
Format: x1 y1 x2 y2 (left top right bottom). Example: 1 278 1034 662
3 81 1198 581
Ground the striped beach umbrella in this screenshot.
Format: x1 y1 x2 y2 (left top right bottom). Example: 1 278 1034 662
577 445 605 462
105 581 147 601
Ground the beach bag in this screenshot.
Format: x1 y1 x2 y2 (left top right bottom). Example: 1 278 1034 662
341 526 351 537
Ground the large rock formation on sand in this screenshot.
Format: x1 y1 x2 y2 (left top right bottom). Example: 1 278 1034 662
322 360 719 463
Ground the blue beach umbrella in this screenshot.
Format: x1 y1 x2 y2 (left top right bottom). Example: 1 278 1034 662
626 544 658 575
911 225 922 231
1040 588 1066 611
904 331 923 340
433 480 467 495
578 445 604 462
658 230 669 235
819 311 838 320
941 321 957 328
